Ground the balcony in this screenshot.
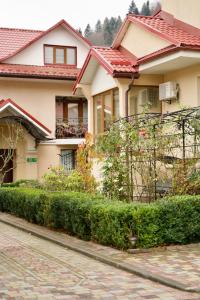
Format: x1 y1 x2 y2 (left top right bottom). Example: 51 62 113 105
56 117 88 139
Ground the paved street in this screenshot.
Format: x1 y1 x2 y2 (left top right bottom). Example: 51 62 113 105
0 222 199 300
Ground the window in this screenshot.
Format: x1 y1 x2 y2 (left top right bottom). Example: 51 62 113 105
60 149 76 172
44 45 77 65
129 86 160 115
94 89 119 134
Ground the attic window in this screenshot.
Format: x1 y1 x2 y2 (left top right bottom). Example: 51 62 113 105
44 45 77 66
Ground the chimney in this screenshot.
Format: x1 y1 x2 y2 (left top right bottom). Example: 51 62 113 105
161 0 200 30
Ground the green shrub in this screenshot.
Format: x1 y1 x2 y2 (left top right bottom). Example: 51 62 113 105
133 195 200 248
1 187 200 249
43 167 88 192
2 179 41 188
90 202 136 249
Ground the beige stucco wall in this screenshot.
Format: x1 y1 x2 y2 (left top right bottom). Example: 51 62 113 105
91 65 117 96
121 23 170 58
0 78 74 137
5 27 89 68
162 64 200 113
134 74 164 86
0 77 86 181
161 0 200 29
37 144 77 179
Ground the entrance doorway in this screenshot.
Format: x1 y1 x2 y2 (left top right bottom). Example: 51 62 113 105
0 150 13 183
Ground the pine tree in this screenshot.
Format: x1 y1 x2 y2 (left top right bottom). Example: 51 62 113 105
141 1 151 16
95 20 102 33
77 28 82 35
128 0 139 14
84 24 92 38
116 16 122 28
103 18 113 46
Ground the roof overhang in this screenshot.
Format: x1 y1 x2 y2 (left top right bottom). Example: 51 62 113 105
0 99 51 140
139 50 200 74
112 15 179 49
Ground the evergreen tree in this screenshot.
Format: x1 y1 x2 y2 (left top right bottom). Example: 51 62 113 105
77 28 82 35
141 0 151 16
103 18 113 46
95 20 102 33
84 24 92 38
115 16 122 34
128 0 139 14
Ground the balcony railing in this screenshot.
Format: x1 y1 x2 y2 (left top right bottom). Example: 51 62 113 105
56 117 88 138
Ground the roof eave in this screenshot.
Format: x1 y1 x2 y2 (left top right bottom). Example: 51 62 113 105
113 71 138 78
0 73 77 81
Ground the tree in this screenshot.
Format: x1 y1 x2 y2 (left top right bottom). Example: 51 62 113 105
77 28 82 35
116 16 123 29
0 120 24 184
128 0 139 14
84 24 92 38
95 20 102 33
103 18 113 46
141 0 151 16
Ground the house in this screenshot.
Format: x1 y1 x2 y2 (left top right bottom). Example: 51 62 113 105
75 0 200 138
0 19 91 182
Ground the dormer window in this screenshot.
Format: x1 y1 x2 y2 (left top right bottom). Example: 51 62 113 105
44 45 77 66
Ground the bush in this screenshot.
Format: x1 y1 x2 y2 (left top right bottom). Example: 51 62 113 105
90 202 136 249
2 179 41 188
43 167 95 192
133 195 200 248
1 188 200 249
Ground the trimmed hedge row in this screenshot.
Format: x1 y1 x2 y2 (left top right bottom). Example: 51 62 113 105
0 188 200 249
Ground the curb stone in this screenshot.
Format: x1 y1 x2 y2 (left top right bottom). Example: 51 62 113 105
0 214 200 294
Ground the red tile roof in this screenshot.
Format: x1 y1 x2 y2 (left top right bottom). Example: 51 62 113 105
93 47 137 73
0 64 80 80
0 28 43 61
74 47 138 89
128 14 200 47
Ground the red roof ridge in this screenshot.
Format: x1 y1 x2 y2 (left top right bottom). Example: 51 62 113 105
127 13 159 19
0 27 43 33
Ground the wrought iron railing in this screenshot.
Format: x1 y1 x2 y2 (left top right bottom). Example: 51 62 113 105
56 117 88 138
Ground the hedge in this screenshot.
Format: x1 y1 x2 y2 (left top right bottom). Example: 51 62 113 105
0 188 200 249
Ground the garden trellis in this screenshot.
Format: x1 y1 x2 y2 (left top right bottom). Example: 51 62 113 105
98 107 200 202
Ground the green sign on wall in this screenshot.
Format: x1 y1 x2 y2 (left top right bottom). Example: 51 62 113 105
27 157 37 163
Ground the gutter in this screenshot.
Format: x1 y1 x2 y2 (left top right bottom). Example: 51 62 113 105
0 73 77 81
125 72 140 119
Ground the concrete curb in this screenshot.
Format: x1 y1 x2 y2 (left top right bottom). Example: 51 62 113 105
1 216 200 294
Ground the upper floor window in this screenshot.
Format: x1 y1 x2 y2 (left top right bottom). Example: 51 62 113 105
44 45 77 66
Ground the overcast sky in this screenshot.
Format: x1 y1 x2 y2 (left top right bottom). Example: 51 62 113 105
0 0 152 31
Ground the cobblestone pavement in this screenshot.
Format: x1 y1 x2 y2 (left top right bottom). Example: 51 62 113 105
0 222 199 300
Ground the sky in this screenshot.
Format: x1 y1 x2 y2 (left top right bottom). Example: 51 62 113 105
0 0 151 32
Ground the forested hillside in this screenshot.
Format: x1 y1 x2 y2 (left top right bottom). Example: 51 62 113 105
78 0 160 46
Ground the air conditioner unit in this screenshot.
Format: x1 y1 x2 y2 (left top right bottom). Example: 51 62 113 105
159 82 179 101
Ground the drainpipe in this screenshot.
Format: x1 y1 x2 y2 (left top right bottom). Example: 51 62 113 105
125 72 140 120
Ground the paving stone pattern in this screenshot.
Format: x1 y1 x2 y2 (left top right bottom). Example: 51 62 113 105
0 222 199 299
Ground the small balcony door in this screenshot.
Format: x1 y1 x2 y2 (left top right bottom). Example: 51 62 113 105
56 97 88 138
